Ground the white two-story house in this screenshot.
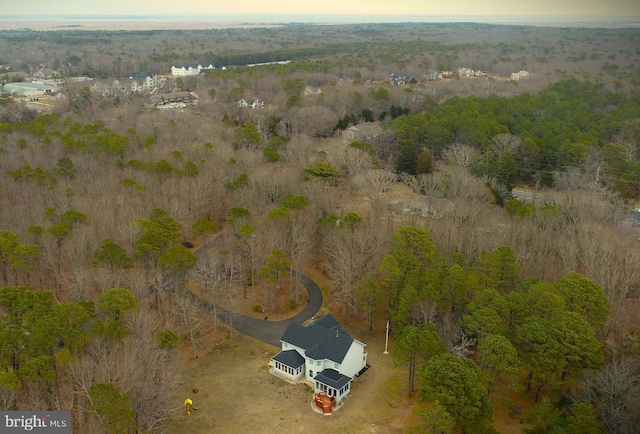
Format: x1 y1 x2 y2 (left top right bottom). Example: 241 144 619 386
270 315 368 403
237 97 264 109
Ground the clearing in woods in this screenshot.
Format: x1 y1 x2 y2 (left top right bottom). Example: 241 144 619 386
165 321 531 433
169 236 531 433
166 324 416 434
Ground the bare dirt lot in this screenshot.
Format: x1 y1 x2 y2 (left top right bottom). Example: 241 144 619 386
165 324 416 434
164 316 531 433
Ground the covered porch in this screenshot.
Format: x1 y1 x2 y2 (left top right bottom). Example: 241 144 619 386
270 350 305 382
313 369 351 403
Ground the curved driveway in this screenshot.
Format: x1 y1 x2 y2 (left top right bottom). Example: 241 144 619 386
184 234 324 347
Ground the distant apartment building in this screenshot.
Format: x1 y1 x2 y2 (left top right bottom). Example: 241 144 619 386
170 64 215 76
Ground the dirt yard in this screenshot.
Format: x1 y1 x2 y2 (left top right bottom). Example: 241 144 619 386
165 324 417 434
170 236 530 433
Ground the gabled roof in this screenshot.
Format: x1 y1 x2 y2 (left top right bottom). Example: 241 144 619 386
310 314 341 330
314 369 351 389
129 71 156 79
172 64 202 69
280 314 354 364
272 350 305 369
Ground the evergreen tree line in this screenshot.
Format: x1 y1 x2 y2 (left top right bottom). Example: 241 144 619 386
358 226 622 433
390 79 640 198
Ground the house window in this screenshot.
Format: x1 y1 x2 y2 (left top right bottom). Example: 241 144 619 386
334 363 339 369
283 343 288 348
309 370 314 378
316 360 321 366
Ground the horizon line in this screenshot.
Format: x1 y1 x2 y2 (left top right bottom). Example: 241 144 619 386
1 14 638 30
1 13 638 20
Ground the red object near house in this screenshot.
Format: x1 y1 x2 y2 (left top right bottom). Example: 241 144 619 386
224 264 240 280
314 392 335 414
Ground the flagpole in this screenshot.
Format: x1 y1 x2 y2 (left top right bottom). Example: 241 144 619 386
383 320 389 354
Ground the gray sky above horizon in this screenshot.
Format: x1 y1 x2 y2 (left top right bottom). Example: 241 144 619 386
2 0 639 18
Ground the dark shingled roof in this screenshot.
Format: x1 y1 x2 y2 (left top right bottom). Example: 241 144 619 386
311 314 341 330
280 314 354 364
129 71 156 79
173 63 202 69
272 350 305 369
314 369 351 390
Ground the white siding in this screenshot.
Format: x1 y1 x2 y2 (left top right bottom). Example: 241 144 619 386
305 357 323 381
171 66 201 76
339 340 366 378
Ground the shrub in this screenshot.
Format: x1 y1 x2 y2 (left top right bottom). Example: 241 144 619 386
156 329 180 348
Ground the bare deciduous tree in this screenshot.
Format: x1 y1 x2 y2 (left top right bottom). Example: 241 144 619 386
173 294 204 359
324 222 385 316
122 310 181 432
491 133 522 155
352 169 397 209
583 355 640 434
445 323 476 360
554 167 596 191
442 143 476 168
329 146 376 179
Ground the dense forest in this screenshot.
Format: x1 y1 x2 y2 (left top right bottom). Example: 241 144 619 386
392 79 640 197
1 21 639 433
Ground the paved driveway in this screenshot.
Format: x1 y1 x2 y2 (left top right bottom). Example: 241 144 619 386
168 232 324 347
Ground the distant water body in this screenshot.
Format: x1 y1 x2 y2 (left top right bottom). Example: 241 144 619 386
1 14 639 27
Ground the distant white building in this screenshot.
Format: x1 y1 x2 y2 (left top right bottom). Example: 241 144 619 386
390 73 414 85
128 72 157 91
423 71 443 81
303 86 323 96
237 97 264 109
171 64 201 76
511 70 531 81
457 67 485 78
170 64 216 76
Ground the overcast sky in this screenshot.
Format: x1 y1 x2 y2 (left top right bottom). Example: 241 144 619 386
2 0 639 18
